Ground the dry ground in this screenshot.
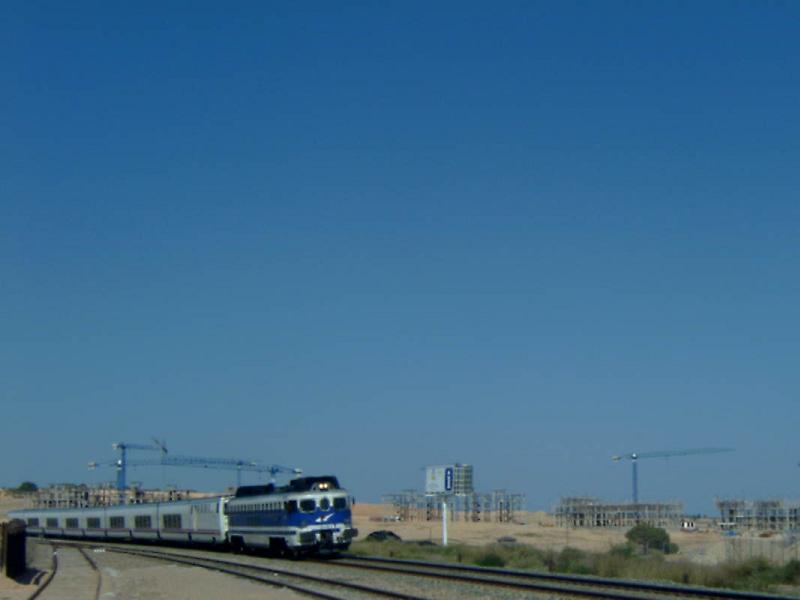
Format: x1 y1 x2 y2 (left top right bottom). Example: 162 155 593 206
352 502 734 565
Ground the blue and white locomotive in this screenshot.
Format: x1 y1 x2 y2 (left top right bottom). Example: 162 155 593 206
9 475 357 556
226 476 357 554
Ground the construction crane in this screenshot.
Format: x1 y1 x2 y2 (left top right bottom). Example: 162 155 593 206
89 440 301 492
611 447 734 503
88 440 168 492
157 455 302 487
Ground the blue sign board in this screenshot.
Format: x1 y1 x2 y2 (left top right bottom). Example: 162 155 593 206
444 467 453 492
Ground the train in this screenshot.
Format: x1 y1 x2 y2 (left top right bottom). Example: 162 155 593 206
9 475 358 556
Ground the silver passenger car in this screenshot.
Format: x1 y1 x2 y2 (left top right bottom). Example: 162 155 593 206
10 496 229 545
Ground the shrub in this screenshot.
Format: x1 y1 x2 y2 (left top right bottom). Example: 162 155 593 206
475 551 506 567
780 559 800 584
609 543 635 558
556 547 592 574
625 523 677 554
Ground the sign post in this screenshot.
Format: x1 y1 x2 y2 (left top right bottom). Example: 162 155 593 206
425 465 454 546
442 496 448 546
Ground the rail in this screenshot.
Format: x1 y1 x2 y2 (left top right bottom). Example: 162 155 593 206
334 554 798 600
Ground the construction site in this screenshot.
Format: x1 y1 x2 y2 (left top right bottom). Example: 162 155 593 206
382 464 526 523
717 499 800 531
16 440 304 509
25 483 197 509
554 496 683 528
544 447 733 530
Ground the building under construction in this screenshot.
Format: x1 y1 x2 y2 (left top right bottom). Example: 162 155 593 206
28 483 197 508
383 464 525 523
716 499 800 531
382 489 526 523
554 497 683 528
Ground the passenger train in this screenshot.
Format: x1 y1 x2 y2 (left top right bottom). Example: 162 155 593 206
9 475 357 556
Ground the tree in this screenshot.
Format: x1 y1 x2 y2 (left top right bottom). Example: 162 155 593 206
625 523 678 554
17 481 38 493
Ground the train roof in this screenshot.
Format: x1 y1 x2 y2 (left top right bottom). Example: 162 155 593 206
234 475 341 498
8 495 226 514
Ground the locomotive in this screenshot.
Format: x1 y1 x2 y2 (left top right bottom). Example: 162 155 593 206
9 475 357 556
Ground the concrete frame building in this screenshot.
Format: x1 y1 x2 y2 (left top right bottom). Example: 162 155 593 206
554 496 683 528
717 499 800 531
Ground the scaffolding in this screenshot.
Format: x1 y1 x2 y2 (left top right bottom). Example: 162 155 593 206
29 484 196 508
716 499 800 531
381 490 525 523
554 496 683 528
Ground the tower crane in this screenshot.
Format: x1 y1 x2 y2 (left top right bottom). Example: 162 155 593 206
88 439 167 492
89 440 301 493
611 447 733 503
157 455 302 487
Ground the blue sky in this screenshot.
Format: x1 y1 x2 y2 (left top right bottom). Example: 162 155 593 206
2 1 798 514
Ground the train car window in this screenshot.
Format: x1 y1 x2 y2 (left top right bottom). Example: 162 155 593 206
135 515 152 529
66 518 79 528
300 499 316 512
46 518 58 527
333 497 347 510
87 517 101 528
319 497 330 510
27 518 39 526
285 500 298 513
109 516 125 528
163 514 182 529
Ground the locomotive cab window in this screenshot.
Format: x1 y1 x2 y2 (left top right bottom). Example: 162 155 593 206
285 500 298 513
300 499 316 512
333 497 347 510
319 497 330 510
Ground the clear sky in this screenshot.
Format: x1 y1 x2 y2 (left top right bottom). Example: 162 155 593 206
2 1 798 514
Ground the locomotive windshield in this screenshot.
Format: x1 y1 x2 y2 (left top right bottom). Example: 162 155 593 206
234 476 340 498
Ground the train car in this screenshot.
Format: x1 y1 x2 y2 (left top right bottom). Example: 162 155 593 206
225 475 357 555
9 495 229 545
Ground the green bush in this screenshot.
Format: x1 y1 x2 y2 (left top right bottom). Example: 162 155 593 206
555 547 592 574
625 523 677 554
780 559 800 584
475 551 506 567
609 543 635 558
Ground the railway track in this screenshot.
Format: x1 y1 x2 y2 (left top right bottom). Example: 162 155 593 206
27 546 57 600
50 541 429 600
324 554 799 600
73 545 102 600
43 540 800 600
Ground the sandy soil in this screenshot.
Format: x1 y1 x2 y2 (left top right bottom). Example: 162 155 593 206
352 502 733 564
